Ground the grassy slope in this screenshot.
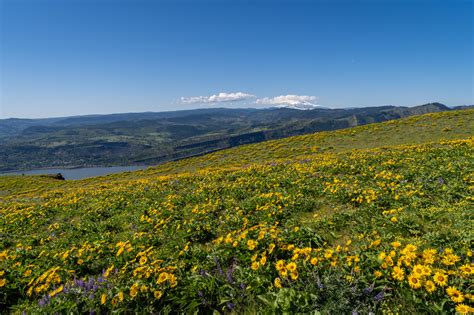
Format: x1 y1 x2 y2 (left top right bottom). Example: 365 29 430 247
0 109 473 314
2 109 471 197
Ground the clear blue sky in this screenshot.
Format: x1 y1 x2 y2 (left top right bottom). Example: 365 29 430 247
1 0 472 118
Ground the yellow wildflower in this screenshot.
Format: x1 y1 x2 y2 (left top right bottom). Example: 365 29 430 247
290 271 298 280
401 244 417 254
392 266 404 281
422 249 436 265
116 247 124 257
442 253 460 266
286 262 297 272
130 283 139 298
412 264 425 277
275 260 285 271
424 280 436 293
251 262 259 271
157 272 168 284
446 286 464 303
408 274 422 289
324 249 333 259
433 272 448 287
154 290 163 299
168 273 177 288
370 239 381 248
268 243 276 254
104 266 114 278
455 304 470 315
422 265 432 276
459 264 473 276
247 239 257 250
49 285 63 297
274 277 282 288
101 294 107 305
391 241 401 248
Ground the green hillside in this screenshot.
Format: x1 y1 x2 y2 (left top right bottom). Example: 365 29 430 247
0 103 457 172
0 109 473 314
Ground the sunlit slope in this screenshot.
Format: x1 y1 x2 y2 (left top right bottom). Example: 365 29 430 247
0 109 473 314
0 109 472 200
1 109 472 191
133 109 474 176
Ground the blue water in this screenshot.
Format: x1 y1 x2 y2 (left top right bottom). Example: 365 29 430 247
0 165 149 180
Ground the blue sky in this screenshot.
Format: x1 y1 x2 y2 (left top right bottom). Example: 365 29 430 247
0 0 472 118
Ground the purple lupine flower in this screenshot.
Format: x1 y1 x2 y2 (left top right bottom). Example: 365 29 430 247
363 283 374 294
213 257 225 277
89 278 95 290
226 263 235 283
197 291 210 306
227 302 236 310
374 290 385 302
38 295 50 307
317 278 324 289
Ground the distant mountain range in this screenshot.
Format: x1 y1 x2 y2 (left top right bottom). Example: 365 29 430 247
0 102 470 171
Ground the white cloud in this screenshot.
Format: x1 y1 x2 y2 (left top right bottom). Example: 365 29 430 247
180 92 255 104
256 95 319 109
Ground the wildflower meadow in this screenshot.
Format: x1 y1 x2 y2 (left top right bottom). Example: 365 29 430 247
0 110 473 314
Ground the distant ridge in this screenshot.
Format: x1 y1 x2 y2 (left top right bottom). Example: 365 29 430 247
0 103 468 171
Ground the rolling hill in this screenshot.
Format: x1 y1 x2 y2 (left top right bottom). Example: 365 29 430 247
0 102 461 172
0 109 473 314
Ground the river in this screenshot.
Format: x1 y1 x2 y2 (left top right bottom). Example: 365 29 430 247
0 165 149 180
